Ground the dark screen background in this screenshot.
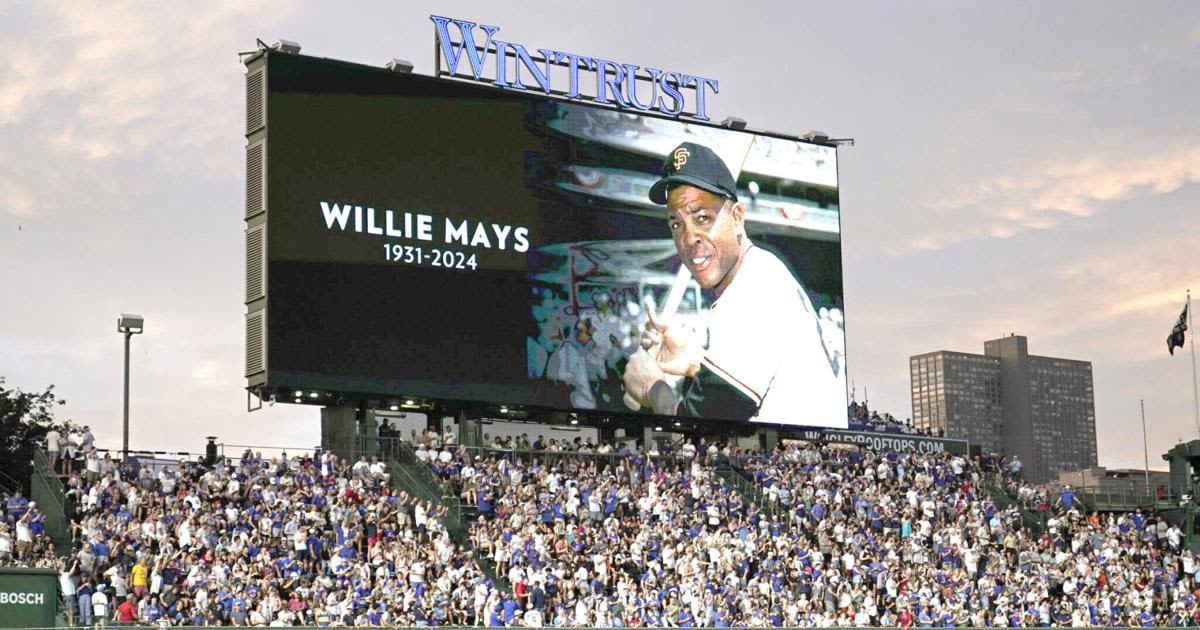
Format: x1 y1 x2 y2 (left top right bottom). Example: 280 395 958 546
263 53 843 416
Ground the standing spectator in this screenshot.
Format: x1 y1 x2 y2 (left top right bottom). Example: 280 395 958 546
115 594 137 624
0 523 11 563
84 448 101 484
14 511 32 561
131 558 149 599
77 577 93 627
5 489 29 521
59 559 79 627
92 584 109 627
46 427 62 474
1057 484 1076 510
78 425 95 454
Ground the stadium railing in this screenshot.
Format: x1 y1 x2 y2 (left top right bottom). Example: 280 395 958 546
360 436 511 593
30 449 71 551
1072 482 1181 513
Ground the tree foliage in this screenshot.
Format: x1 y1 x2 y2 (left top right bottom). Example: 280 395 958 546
0 377 74 494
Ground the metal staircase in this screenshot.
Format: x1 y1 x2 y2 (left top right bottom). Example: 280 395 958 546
30 450 72 552
368 440 510 593
715 465 794 525
982 474 1047 536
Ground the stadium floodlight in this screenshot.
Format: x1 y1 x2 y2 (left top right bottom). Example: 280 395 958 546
719 116 747 130
117 314 144 334
117 313 145 461
386 58 415 74
271 39 301 55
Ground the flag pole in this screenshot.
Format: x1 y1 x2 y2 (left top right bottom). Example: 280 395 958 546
1190 289 1200 439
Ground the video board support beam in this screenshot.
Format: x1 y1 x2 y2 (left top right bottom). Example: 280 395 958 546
246 387 263 413
458 410 482 449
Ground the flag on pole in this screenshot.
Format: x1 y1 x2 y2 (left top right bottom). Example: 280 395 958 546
1169 303 1188 355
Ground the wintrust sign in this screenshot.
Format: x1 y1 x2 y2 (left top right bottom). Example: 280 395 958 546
431 15 721 120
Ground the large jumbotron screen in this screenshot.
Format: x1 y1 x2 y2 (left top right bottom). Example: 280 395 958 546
261 54 847 428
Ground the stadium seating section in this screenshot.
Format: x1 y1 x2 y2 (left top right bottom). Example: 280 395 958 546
1 411 1191 627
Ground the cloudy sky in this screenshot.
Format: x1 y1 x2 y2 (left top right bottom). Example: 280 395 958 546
2 1 1197 469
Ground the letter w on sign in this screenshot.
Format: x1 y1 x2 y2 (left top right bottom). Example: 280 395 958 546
431 15 499 81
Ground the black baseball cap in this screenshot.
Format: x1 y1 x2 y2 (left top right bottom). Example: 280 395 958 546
648 142 738 205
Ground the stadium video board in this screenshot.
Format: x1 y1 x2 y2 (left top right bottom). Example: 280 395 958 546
252 52 848 428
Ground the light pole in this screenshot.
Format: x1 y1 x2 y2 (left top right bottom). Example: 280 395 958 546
117 314 144 461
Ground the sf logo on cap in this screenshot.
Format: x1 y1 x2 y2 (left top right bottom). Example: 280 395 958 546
672 147 690 171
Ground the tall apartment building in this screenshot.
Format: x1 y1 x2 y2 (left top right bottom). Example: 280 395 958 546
910 335 1097 483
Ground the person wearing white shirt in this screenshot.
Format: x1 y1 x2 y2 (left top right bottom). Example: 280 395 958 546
0 524 14 562
85 449 101 483
369 458 390 481
15 514 33 560
92 587 110 623
78 426 95 453
46 428 62 472
623 142 846 427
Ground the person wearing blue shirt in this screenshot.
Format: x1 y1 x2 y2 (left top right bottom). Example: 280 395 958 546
6 491 29 521
28 507 46 536
307 530 324 561
1131 508 1147 530
1058 486 1076 510
146 599 163 623
91 539 110 561
275 554 294 576
477 488 493 515
603 490 618 514
501 597 519 625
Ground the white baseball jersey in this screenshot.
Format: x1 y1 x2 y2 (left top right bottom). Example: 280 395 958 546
700 245 847 427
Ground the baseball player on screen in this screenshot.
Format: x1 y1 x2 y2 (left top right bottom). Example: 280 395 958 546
622 141 845 426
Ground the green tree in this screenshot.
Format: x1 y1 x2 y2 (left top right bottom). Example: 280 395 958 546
0 377 73 494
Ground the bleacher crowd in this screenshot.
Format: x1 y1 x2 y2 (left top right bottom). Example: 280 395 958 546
846 402 940 437
2 419 1197 627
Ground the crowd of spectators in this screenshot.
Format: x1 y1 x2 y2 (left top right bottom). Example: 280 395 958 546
2 413 1198 626
2 487 57 569
6 448 493 626
429 441 1199 627
846 402 941 437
